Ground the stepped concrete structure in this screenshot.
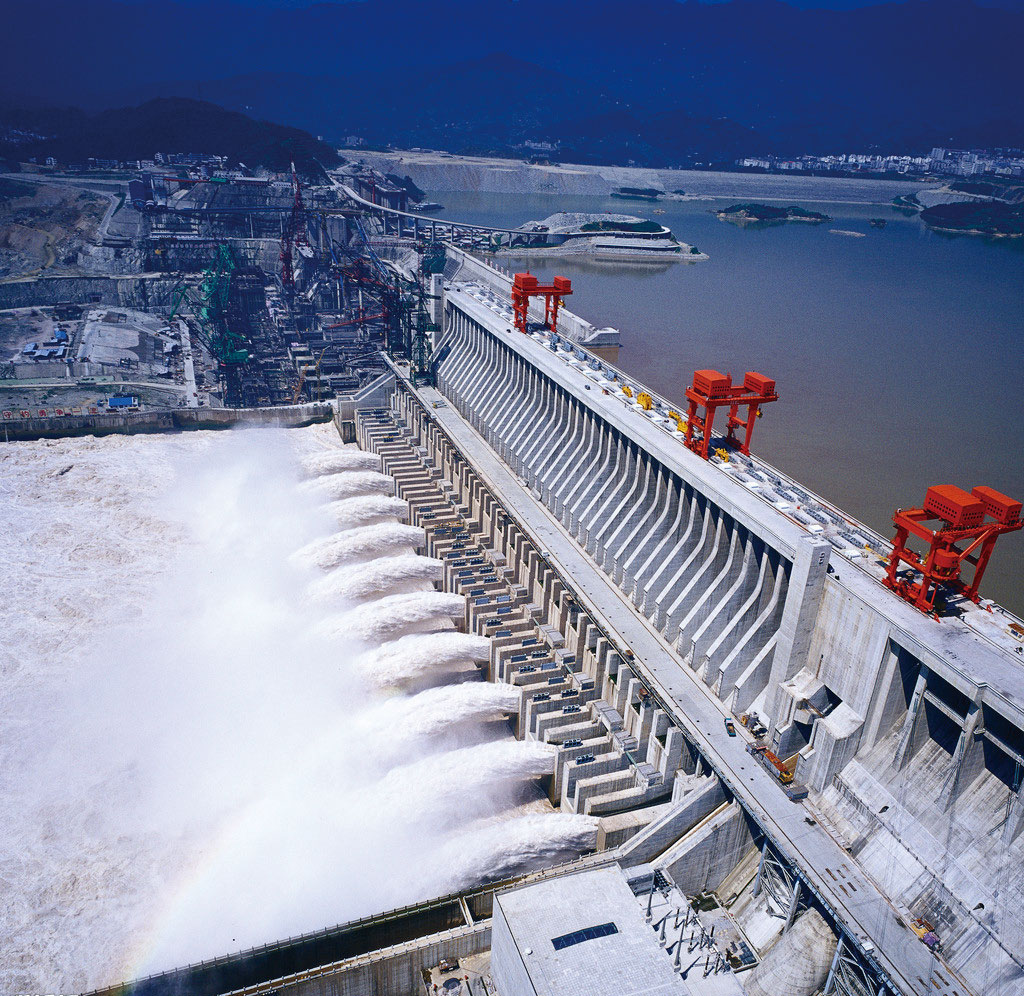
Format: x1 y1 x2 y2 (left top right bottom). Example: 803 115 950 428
94 251 1023 996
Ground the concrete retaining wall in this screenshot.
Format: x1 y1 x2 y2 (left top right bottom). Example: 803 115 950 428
657 802 757 896
2 403 334 441
0 273 183 311
274 924 491 996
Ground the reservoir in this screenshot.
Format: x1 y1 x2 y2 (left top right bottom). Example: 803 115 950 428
425 187 1024 614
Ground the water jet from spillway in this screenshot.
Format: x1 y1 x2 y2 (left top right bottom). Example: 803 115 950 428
308 554 443 601
290 524 425 571
354 681 520 748
358 632 492 686
300 450 381 477
319 591 466 641
431 812 600 887
300 471 394 500
376 739 559 811
325 495 409 529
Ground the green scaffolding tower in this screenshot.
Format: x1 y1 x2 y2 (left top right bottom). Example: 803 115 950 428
169 245 249 365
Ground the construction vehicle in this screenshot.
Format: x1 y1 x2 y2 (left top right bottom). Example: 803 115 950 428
747 741 794 784
725 718 737 737
910 918 941 951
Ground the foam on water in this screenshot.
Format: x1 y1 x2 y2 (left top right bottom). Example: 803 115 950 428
325 495 410 529
308 554 444 602
290 523 425 571
300 470 395 500
300 450 381 477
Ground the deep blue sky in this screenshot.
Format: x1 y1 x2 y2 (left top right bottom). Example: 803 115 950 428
128 0 1024 9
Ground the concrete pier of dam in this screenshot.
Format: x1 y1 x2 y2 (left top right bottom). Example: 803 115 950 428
91 250 1023 996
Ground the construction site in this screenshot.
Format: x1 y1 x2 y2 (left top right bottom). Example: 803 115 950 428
0 163 452 424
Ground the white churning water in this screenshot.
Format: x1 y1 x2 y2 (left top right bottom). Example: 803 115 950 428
0 423 597 995
290 522 426 570
299 469 395 500
300 449 381 477
325 494 411 528
359 632 493 687
308 553 444 602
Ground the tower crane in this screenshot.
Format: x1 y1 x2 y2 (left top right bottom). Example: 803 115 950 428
280 162 305 292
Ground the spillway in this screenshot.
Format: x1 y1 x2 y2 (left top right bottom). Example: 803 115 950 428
0 423 584 995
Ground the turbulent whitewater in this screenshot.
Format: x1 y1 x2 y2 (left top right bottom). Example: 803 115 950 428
0 423 587 995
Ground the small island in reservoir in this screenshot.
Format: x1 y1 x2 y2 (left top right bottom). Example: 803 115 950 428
920 200 1024 237
716 203 832 225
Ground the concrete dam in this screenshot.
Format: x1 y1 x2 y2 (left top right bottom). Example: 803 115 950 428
93 253 1022 996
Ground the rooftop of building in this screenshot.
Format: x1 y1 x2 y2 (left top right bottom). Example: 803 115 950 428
494 867 744 996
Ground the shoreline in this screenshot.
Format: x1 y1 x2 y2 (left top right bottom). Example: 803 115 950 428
352 150 939 208
926 225 1024 238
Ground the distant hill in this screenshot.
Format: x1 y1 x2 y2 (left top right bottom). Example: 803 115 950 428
1 0 1021 163
0 98 341 173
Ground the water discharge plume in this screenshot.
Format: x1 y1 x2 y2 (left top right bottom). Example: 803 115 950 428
300 450 381 477
291 524 425 571
142 738 557 971
300 470 394 500
1 428 575 991
325 495 409 529
308 554 443 602
347 682 521 762
320 591 466 642
428 812 599 889
374 739 559 815
359 632 492 686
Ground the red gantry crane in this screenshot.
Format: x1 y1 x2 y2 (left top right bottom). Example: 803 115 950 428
884 484 1022 615
683 369 778 460
511 272 572 334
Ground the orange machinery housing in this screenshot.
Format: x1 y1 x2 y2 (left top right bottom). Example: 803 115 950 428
511 272 572 334
884 484 1022 614
684 369 778 460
